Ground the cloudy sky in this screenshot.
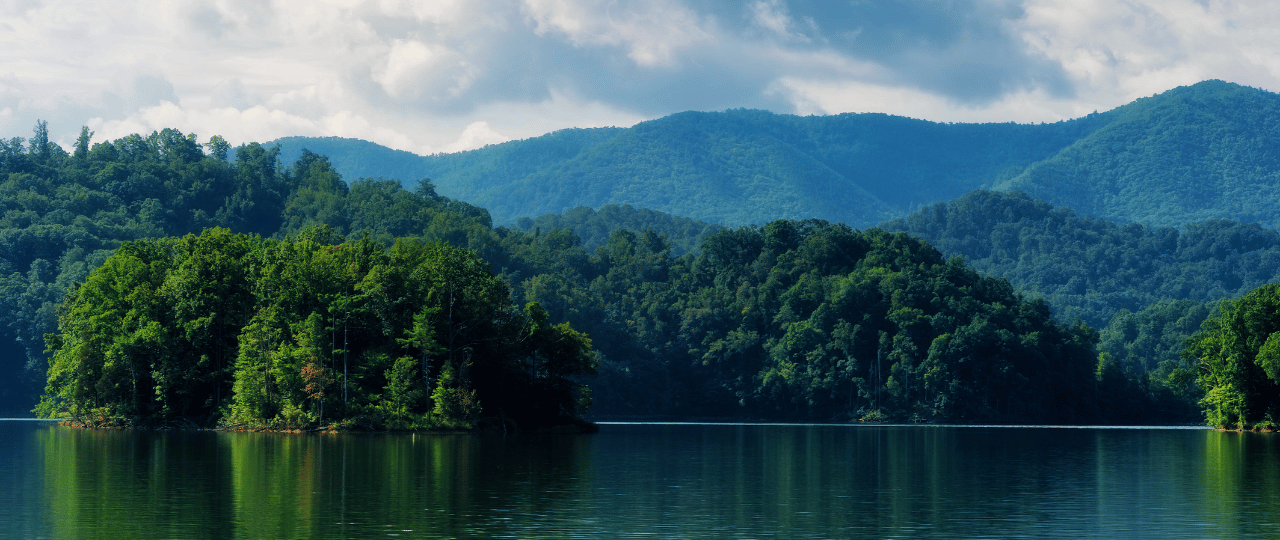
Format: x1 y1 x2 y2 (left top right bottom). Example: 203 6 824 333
1 0 1276 155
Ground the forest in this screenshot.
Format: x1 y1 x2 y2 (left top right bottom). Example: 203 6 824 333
39 229 596 430
879 189 1280 421
3 117 1275 427
882 190 1280 329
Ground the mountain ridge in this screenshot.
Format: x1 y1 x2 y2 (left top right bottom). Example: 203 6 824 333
272 79 1277 231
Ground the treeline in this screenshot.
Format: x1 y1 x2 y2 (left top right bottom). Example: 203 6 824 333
39 229 594 430
0 123 504 414
882 190 1280 329
4 123 1212 424
511 204 724 256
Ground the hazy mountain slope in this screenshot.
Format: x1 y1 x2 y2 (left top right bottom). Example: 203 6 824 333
274 127 625 195
451 109 1117 226
481 114 897 226
272 109 1110 227
510 204 725 256
720 109 1115 210
274 136 429 184
880 190 1280 326
994 80 1280 229
274 80 1280 231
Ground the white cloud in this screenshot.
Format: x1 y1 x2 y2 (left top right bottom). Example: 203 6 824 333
773 78 1094 123
521 0 715 67
373 39 473 100
441 121 509 153
748 0 817 44
1015 0 1280 103
3 0 1280 159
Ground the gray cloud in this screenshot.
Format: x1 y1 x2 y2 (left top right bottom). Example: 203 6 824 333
0 0 1275 154
720 0 1074 103
111 73 180 112
210 78 257 110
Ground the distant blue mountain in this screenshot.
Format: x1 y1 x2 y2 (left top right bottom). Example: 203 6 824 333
272 79 1280 230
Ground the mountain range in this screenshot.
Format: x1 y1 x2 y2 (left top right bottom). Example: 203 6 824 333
273 79 1280 231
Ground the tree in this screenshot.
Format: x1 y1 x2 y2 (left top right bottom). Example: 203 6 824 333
204 135 231 161
73 127 93 161
1184 284 1280 429
30 120 49 163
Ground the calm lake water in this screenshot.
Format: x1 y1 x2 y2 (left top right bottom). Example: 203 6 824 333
1 420 1276 539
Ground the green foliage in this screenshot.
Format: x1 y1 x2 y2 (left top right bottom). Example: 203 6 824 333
1184 284 1280 429
41 229 596 429
9 118 1237 426
1099 300 1213 375
997 81 1280 229
0 124 510 415
514 216 1119 423
512 204 724 256
883 190 1280 328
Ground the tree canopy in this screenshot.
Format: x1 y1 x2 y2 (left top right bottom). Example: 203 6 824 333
1183 283 1280 429
1 120 1238 426
39 229 596 431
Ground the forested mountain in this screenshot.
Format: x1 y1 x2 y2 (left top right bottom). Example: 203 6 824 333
995 80 1280 229
878 189 1280 416
274 80 1280 231
880 190 1280 328
274 107 1111 227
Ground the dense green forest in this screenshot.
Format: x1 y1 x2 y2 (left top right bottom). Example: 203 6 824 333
39 229 596 430
574 222 1116 422
881 190 1280 328
995 80 1280 229
510 204 724 256
0 124 513 416
4 118 1263 426
275 80 1280 232
879 190 1280 420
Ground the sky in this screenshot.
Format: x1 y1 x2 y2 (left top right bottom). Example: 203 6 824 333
1 0 1277 155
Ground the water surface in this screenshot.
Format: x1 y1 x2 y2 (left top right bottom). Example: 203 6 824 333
2 421 1275 538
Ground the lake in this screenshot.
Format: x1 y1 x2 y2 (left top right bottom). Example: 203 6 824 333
1 420 1276 539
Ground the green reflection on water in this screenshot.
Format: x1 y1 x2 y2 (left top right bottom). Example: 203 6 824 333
38 425 233 539
39 427 570 538
28 423 1280 539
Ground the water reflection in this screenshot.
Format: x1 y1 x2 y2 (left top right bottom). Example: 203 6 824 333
14 422 1280 538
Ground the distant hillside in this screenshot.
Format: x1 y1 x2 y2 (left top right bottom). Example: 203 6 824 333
880 190 1280 327
274 80 1280 231
273 108 1112 227
509 204 725 256
994 80 1280 229
273 136 431 185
